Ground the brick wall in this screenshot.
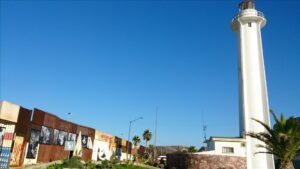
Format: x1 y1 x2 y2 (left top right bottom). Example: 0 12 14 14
167 153 246 169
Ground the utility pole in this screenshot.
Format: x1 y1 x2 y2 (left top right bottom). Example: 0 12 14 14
127 117 143 160
154 107 158 159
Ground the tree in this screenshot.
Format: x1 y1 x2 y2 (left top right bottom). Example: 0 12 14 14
188 146 198 153
132 136 141 147
143 129 152 147
148 144 155 159
132 135 141 160
247 110 300 169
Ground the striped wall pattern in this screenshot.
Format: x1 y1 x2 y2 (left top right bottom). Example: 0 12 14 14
0 124 15 169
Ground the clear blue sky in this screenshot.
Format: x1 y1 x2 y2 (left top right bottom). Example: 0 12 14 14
0 0 299 147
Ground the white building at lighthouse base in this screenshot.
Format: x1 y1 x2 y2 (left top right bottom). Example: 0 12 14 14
196 136 246 157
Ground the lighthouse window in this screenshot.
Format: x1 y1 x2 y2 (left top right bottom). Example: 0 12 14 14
248 22 252 27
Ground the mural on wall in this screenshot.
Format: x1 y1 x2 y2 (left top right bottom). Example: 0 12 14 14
87 137 93 149
65 133 77 151
0 128 4 150
53 129 59 145
57 131 67 146
40 126 54 144
81 135 88 148
10 136 24 166
0 124 15 169
26 129 40 159
100 133 113 152
67 133 76 142
97 148 107 161
92 140 111 161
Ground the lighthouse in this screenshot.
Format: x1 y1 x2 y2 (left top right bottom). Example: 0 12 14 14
231 1 275 169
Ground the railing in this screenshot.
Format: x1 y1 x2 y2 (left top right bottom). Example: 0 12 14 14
232 11 265 21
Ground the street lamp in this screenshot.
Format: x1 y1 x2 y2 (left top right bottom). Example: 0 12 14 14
67 112 72 160
127 117 143 160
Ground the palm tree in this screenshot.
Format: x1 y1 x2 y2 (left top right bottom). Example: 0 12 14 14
132 136 141 159
132 135 141 147
247 110 300 169
143 129 152 147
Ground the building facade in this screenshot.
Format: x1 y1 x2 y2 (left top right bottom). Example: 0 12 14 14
200 137 246 157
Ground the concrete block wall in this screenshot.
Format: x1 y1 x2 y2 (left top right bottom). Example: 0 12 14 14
167 153 246 169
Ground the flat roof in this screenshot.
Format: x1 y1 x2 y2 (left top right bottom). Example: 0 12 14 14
204 136 245 143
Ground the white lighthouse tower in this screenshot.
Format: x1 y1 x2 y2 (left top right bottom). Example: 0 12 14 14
231 1 275 169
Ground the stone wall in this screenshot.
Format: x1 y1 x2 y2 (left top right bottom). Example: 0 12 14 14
167 153 246 169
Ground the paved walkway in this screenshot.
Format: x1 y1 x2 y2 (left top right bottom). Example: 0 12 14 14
10 161 160 169
10 161 62 169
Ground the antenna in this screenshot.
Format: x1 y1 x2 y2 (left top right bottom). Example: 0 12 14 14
154 107 158 146
202 112 207 141
203 125 207 141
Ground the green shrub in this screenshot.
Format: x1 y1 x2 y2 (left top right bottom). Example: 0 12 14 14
47 157 150 169
85 160 97 169
109 152 119 164
47 163 63 169
62 156 84 169
99 160 115 169
115 164 148 169
47 164 63 169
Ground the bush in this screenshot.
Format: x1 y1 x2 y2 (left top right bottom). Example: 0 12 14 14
115 164 148 169
47 164 63 169
99 160 115 169
47 157 84 169
62 156 84 169
47 157 150 169
85 160 97 169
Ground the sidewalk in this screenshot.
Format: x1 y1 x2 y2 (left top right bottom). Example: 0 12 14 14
10 161 160 169
10 161 62 169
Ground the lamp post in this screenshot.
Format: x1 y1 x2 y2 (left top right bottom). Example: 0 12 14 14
127 117 143 160
67 112 71 160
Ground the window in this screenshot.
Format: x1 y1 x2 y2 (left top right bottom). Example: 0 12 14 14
248 22 252 27
222 147 234 154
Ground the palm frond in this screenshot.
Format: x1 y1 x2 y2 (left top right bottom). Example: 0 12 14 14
270 109 279 124
254 151 275 155
251 118 273 134
247 110 300 161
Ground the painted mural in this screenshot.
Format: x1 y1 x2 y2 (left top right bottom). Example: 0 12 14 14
10 136 24 166
87 137 93 149
67 133 77 142
0 124 15 169
82 135 88 148
92 131 114 161
26 129 40 159
53 129 59 145
92 140 110 161
0 102 134 167
40 126 54 144
57 131 68 146
0 128 4 150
